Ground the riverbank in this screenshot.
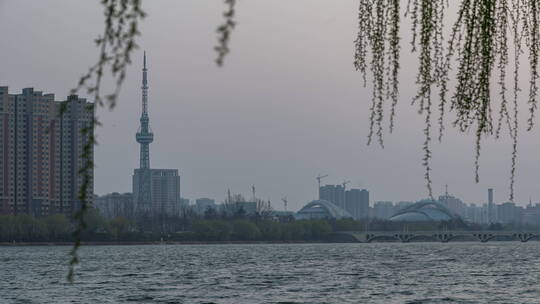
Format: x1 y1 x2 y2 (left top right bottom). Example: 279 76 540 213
0 240 333 246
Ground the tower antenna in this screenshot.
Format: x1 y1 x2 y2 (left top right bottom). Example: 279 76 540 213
135 51 154 214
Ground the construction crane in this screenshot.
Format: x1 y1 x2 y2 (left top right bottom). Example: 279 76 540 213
316 174 328 199
282 197 288 211
342 180 350 190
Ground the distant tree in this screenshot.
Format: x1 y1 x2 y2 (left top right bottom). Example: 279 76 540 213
204 206 218 220
256 199 273 217
309 220 332 240
221 192 246 217
213 221 233 241
107 216 132 240
0 215 16 241
233 207 246 219
334 218 360 232
45 214 70 241
257 220 282 241
180 205 198 231
232 220 260 241
81 207 106 236
193 221 218 241
282 221 307 241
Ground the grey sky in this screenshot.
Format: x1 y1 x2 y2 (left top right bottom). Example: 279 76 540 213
1 0 538 210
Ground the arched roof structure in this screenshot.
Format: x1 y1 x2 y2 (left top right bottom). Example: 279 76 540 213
389 200 459 222
295 200 353 220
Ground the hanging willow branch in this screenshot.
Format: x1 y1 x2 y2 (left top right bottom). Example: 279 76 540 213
67 0 145 282
215 0 237 66
408 0 446 199
354 0 401 148
356 0 540 201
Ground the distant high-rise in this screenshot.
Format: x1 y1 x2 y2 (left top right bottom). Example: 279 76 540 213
132 53 180 216
0 87 94 216
319 184 345 209
488 188 494 223
373 201 394 219
345 188 369 219
320 184 369 217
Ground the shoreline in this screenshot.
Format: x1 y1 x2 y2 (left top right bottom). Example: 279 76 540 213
2 239 537 246
0 240 331 246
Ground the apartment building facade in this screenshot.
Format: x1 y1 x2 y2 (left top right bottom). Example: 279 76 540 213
0 87 93 216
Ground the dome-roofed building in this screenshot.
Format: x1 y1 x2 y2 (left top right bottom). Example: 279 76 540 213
296 200 353 220
389 200 459 222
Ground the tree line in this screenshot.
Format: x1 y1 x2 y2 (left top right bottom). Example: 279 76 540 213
2 205 538 243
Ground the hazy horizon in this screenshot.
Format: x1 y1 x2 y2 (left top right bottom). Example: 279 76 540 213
1 0 539 210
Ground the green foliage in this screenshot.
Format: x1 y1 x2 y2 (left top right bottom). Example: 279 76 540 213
308 220 332 239
68 0 146 282
232 220 261 240
258 220 282 241
215 0 237 66
0 211 137 243
281 221 308 240
334 218 360 232
190 219 334 242
355 0 401 148
45 214 70 240
107 216 132 240
193 220 233 241
192 221 216 240
81 207 107 235
356 0 540 201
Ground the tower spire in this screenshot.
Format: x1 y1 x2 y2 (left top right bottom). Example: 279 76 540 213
136 51 153 169
135 52 154 214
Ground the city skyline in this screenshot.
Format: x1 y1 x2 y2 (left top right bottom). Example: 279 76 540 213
3 1 540 210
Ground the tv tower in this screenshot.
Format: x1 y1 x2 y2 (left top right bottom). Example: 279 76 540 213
135 52 154 213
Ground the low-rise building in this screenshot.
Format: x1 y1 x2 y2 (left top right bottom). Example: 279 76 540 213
95 192 134 219
195 198 216 214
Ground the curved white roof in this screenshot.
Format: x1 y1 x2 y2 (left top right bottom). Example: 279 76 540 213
296 200 353 220
389 200 458 222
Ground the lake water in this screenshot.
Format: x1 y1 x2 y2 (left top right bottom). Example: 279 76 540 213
1 243 540 303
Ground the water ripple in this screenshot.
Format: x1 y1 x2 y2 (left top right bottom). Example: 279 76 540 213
1 243 540 303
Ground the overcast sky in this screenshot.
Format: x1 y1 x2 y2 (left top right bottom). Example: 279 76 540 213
1 0 539 210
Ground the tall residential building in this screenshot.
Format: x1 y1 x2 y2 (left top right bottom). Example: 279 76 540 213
319 184 345 209
523 203 540 225
150 169 180 215
132 53 181 216
497 202 523 224
0 87 93 216
344 188 369 219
